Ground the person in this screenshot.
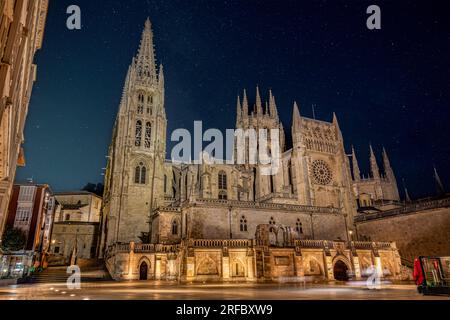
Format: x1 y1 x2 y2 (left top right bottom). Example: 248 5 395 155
413 258 424 293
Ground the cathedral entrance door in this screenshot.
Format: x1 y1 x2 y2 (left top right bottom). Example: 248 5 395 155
139 262 148 280
333 260 349 281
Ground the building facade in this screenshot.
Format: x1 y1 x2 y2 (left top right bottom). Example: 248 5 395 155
0 0 49 239
102 19 404 282
0 183 53 279
48 192 102 265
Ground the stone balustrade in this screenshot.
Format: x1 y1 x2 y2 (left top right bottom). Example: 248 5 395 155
188 239 252 248
355 197 450 222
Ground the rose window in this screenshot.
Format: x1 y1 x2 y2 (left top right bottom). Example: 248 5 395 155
311 160 333 185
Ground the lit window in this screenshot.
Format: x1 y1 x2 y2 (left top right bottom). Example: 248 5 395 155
135 121 142 147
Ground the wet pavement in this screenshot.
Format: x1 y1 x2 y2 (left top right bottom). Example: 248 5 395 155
0 280 449 300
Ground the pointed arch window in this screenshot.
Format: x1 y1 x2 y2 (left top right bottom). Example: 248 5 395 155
240 216 248 232
172 219 179 235
145 122 152 148
137 94 144 114
218 171 228 200
135 162 147 184
135 121 142 147
164 175 168 194
296 218 303 234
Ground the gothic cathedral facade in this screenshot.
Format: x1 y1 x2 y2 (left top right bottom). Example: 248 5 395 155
101 20 403 282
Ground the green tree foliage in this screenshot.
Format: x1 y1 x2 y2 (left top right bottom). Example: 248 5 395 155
1 226 26 252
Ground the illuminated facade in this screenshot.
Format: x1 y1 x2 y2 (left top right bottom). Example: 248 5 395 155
102 19 404 282
0 0 49 240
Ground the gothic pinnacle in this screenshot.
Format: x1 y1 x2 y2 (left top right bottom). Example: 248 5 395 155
255 86 262 115
292 101 301 132
242 89 249 118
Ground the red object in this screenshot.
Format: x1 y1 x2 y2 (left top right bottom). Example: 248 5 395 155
413 258 424 286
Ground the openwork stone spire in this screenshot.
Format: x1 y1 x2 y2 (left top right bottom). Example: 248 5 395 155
135 18 157 82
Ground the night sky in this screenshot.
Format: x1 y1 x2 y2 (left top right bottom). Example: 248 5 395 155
16 0 450 199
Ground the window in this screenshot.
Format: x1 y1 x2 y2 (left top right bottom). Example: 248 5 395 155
145 122 151 148
219 191 228 200
137 94 144 114
296 219 303 234
218 171 228 200
269 217 276 226
240 216 248 232
172 220 178 235
15 206 31 226
18 186 35 202
164 175 167 193
135 121 142 147
65 214 70 221
135 162 147 184
54 247 60 254
218 171 227 190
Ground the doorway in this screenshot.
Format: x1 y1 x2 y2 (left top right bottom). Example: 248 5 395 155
139 261 148 280
333 260 349 281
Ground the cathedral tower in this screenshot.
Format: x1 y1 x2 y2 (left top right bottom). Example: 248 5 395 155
103 19 166 246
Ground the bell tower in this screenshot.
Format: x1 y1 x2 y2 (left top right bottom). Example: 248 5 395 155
104 19 166 246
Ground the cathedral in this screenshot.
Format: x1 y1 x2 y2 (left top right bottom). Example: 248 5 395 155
100 19 403 282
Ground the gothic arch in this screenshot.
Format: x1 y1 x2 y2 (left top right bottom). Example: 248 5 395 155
230 257 247 277
137 256 151 280
304 256 324 276
196 256 219 276
171 217 180 236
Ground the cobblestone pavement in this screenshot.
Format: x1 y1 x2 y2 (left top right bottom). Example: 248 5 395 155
0 281 449 300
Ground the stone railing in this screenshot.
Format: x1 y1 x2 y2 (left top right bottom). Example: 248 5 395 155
188 239 252 248
355 197 450 222
193 198 342 214
134 243 179 253
294 240 396 250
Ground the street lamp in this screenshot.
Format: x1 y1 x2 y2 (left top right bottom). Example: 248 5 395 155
348 230 353 241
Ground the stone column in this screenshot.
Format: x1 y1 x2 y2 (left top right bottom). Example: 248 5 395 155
222 256 230 281
246 255 255 281
352 255 362 280
294 255 304 277
155 257 161 280
324 255 334 280
128 242 135 279
186 256 195 282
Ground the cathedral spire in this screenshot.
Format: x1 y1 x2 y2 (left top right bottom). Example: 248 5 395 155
370 145 380 180
135 18 157 82
236 95 242 123
434 166 446 195
158 64 164 87
242 89 249 118
352 146 361 181
292 101 302 132
332 112 343 140
382 147 391 169
269 90 279 119
255 86 263 115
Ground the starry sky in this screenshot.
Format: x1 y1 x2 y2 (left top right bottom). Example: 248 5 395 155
16 0 450 198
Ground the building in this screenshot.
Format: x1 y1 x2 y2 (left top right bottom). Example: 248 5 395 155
0 0 49 239
0 183 53 279
48 192 102 266
101 19 405 282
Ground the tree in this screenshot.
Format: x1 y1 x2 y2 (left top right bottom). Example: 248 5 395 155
1 226 26 252
82 182 104 197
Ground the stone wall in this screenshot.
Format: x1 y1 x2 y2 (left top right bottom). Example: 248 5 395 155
355 206 450 262
105 240 402 282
